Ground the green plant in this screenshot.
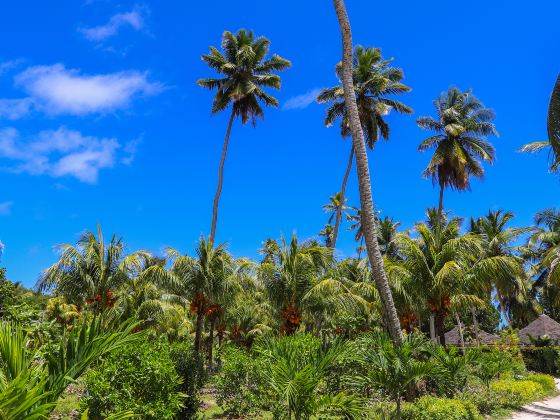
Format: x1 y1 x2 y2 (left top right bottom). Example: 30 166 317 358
401 396 482 420
215 345 262 416
430 345 474 397
490 379 545 408
522 347 560 374
526 373 557 394
352 332 434 418
169 341 206 419
83 339 183 419
472 350 523 388
255 334 364 419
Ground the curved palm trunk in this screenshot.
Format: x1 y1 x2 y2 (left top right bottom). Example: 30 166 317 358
496 290 512 327
331 145 354 249
333 0 402 345
454 312 465 352
436 182 444 235
209 110 235 246
471 307 481 346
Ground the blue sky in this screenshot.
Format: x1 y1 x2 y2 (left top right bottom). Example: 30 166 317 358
0 0 559 286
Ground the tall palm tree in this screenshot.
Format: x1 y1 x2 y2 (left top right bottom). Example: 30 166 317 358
332 0 403 344
322 192 351 248
469 210 527 326
198 30 291 245
37 226 149 313
417 87 498 229
519 74 560 173
318 46 412 250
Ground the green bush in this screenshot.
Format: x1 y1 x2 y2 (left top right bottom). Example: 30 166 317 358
169 341 206 419
401 396 482 420
83 340 183 419
490 379 545 408
526 373 557 394
522 347 560 374
215 345 262 416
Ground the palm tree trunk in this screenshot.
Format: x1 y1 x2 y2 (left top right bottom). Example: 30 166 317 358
209 110 235 246
455 312 465 352
331 145 354 249
496 290 512 327
471 306 481 346
435 312 446 345
194 311 204 354
429 313 436 341
207 317 215 371
436 182 445 236
333 0 402 345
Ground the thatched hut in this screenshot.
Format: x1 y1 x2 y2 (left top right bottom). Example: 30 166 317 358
444 324 500 346
518 314 560 345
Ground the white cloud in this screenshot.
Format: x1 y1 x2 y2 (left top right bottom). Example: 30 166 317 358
283 88 322 110
79 7 145 41
0 127 124 183
14 64 162 116
0 98 33 120
0 201 13 216
0 59 24 76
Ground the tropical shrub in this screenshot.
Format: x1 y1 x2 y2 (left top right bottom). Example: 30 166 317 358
83 340 183 419
522 347 560 374
472 349 523 388
215 345 262 417
490 379 545 408
525 373 557 394
429 345 473 397
169 341 206 419
255 334 365 419
401 396 482 420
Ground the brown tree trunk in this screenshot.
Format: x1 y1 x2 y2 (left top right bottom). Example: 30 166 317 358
435 312 446 345
331 145 354 249
194 310 204 354
429 313 436 341
207 317 215 371
455 312 465 352
471 306 481 346
209 110 235 246
497 290 512 327
333 0 402 345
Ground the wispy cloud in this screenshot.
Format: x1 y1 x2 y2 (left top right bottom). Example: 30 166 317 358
0 59 24 76
13 64 162 116
0 201 13 216
0 98 33 120
283 88 322 110
79 6 146 41
0 127 127 183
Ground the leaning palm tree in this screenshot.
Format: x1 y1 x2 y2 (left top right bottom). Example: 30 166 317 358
417 87 498 229
332 0 403 343
519 74 560 173
198 30 291 245
37 226 150 313
318 46 412 250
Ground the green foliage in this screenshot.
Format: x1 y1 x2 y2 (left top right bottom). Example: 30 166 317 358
83 340 183 419
429 345 473 397
490 379 545 408
169 341 206 418
255 334 365 419
401 396 482 420
522 347 560 374
472 349 523 388
526 373 556 394
215 345 262 417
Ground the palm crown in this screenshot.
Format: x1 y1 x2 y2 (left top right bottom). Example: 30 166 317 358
317 45 412 147
417 87 498 192
197 29 291 125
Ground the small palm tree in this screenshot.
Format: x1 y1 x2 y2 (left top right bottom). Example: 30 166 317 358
256 335 365 419
352 332 434 419
417 87 498 228
318 46 412 249
519 74 560 173
198 29 291 245
319 224 334 248
37 226 149 313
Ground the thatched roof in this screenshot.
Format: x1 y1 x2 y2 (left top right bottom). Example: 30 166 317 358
444 324 500 346
518 314 560 345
